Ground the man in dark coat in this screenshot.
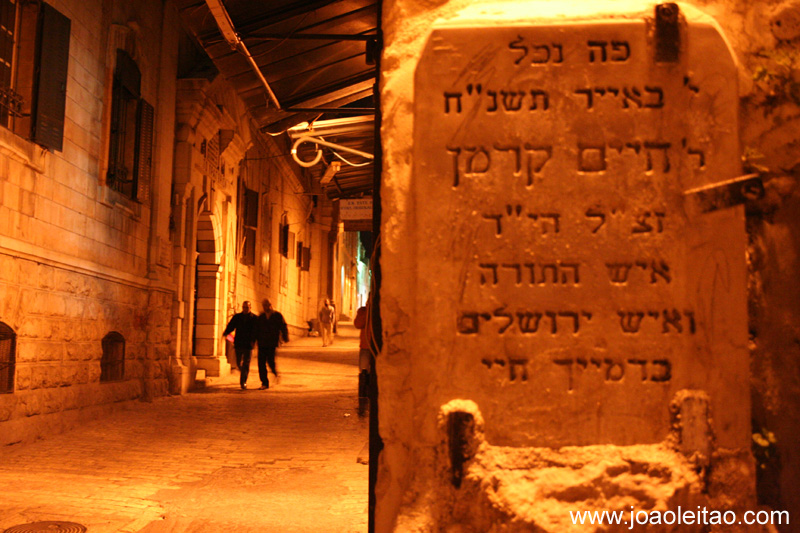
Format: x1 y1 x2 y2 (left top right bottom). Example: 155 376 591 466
222 301 258 390
255 298 289 390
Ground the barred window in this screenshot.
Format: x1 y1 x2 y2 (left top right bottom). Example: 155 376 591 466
100 332 125 382
0 322 15 394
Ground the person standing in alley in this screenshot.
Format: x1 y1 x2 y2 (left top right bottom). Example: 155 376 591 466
319 298 335 347
353 304 372 406
222 301 258 390
256 298 289 390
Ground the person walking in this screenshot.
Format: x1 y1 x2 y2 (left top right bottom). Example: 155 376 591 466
319 298 335 347
255 298 289 390
222 301 258 390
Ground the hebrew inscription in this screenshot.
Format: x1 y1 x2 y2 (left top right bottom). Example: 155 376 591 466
414 15 747 448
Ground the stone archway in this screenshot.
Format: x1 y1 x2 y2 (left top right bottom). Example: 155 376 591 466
193 211 227 376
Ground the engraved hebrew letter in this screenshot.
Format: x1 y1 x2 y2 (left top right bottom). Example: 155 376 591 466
531 44 551 64
494 144 522 176
509 358 529 382
650 260 671 284
466 146 491 174
605 359 625 381
651 360 672 382
560 263 580 284
552 43 564 63
662 309 683 333
585 208 606 233
545 311 558 334
529 90 549 110
619 311 645 333
482 214 503 235
487 90 498 112
447 146 461 187
575 89 594 109
644 86 664 108
478 263 499 285
481 358 494 369
539 264 558 285
501 263 523 284
632 212 653 234
524 263 536 285
444 92 463 113
517 311 543 333
628 359 648 381
501 90 526 111
554 359 575 391
607 262 633 284
684 310 696 333
622 86 643 108
687 147 706 169
539 213 560 234
644 142 671 172
610 40 630 61
558 311 580 333
494 307 514 334
457 312 489 334
588 40 608 62
508 35 528 65
523 145 553 186
578 143 606 172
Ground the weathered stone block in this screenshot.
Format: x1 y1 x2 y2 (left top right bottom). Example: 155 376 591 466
409 4 747 449
36 264 55 290
35 341 64 362
15 365 31 390
0 394 15 421
0 255 20 285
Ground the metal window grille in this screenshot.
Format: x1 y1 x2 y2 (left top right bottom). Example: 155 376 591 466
0 0 22 126
100 332 124 382
0 322 15 393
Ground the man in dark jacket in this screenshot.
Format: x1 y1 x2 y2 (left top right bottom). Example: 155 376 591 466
222 301 258 390
255 298 289 389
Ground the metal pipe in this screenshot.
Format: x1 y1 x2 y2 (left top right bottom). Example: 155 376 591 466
204 0 281 110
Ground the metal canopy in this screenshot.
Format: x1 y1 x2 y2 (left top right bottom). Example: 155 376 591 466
176 0 378 200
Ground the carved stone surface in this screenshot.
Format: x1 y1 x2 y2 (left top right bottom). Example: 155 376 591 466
413 10 748 448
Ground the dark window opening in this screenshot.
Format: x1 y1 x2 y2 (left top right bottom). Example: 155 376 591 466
279 215 289 258
107 49 153 201
0 1 70 151
0 322 16 394
101 331 125 382
239 186 258 266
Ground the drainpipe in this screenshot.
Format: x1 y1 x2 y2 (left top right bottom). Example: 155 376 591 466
204 0 281 110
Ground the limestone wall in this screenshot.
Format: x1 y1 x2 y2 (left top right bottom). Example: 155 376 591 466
0 0 175 444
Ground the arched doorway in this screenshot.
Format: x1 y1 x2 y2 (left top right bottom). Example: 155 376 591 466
193 211 227 376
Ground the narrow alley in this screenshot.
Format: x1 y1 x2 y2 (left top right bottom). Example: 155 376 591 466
0 325 368 533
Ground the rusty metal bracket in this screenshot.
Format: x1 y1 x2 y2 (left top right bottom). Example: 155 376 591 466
683 174 764 213
655 3 680 63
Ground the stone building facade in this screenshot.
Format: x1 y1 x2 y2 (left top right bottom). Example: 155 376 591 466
0 0 355 445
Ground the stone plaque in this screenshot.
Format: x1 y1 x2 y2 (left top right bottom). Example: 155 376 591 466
413 7 748 448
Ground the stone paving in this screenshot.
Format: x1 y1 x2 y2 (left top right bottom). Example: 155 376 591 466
0 325 368 532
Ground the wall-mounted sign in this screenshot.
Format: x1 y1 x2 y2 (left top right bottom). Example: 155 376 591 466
340 197 373 221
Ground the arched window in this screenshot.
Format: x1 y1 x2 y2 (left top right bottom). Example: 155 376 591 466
101 332 125 382
0 322 15 394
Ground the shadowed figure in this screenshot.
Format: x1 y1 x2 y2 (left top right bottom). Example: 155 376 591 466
255 298 289 389
222 301 258 390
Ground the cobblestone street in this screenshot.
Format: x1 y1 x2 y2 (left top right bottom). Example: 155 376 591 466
0 326 368 532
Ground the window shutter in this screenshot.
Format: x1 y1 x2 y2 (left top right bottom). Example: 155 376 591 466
301 246 310 271
243 188 258 228
31 3 70 151
135 99 154 203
